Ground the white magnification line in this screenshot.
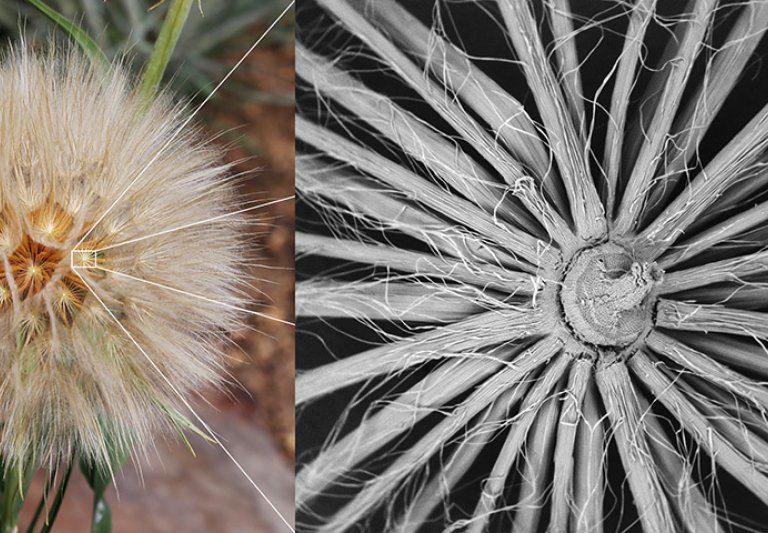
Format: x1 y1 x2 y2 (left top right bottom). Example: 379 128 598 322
70 268 295 532
90 195 294 253
76 0 296 250
77 265 294 327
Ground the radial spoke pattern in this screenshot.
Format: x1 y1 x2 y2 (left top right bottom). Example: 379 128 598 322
296 1 768 531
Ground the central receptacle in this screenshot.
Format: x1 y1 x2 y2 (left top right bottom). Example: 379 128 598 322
559 242 662 347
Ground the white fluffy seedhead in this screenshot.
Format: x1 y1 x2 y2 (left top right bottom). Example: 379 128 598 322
0 47 245 470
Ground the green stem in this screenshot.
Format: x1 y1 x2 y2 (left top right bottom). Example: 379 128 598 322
137 0 195 103
39 461 74 533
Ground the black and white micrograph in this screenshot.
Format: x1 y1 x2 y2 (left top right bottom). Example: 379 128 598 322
295 1 768 531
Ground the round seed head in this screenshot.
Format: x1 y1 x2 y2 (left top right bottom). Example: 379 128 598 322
0 47 245 469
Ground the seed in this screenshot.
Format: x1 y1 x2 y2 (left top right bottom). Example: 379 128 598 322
0 47 245 472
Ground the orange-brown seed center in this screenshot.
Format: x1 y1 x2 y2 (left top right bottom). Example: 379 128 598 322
0 202 100 324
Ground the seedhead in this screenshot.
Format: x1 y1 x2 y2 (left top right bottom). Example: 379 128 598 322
0 47 245 473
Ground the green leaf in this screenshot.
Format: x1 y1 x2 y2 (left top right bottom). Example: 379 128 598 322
80 427 131 533
90 497 112 533
80 458 117 533
26 0 110 69
0 459 35 533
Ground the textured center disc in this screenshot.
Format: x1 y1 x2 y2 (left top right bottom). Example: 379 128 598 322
560 243 661 347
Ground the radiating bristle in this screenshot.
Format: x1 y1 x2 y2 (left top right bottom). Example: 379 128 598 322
297 0 768 531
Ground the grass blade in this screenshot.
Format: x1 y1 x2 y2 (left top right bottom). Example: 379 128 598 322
80 433 131 533
0 459 35 533
26 0 109 68
137 0 194 102
25 467 56 533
